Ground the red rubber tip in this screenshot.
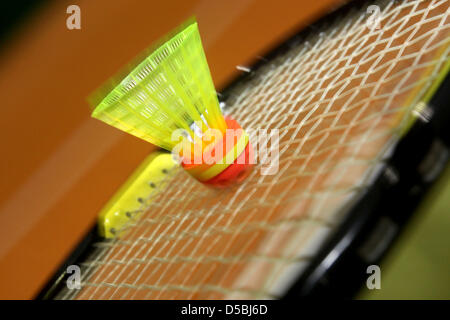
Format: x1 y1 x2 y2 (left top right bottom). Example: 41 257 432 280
203 140 254 187
181 116 254 187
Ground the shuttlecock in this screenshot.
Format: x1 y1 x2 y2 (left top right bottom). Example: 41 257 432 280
91 21 253 187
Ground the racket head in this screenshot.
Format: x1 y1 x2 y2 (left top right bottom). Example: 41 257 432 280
42 0 450 300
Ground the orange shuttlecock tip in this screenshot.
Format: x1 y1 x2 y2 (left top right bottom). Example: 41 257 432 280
181 116 254 187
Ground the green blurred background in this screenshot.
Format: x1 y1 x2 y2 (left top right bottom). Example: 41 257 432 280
358 164 450 299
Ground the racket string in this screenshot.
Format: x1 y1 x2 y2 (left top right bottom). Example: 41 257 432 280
58 0 450 299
